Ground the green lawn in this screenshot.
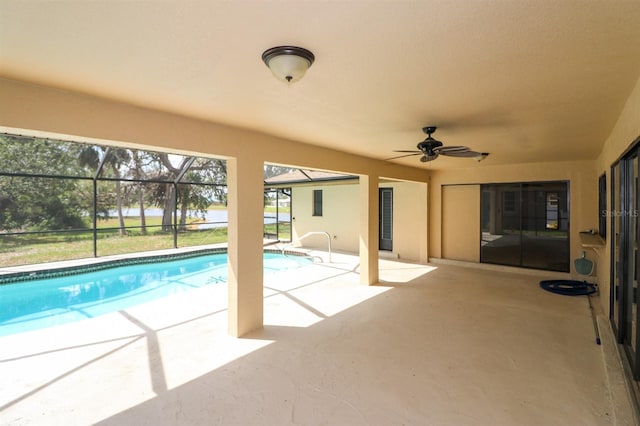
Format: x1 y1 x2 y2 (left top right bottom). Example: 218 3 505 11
0 210 290 267
0 227 228 267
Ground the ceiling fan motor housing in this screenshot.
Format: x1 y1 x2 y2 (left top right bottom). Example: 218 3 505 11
417 139 443 155
420 153 439 162
387 125 483 163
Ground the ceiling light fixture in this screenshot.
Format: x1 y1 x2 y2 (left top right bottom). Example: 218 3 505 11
262 46 315 83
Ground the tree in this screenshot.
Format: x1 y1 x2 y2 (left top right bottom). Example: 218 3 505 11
0 135 89 231
264 164 296 179
130 150 149 235
147 154 226 231
79 146 131 236
263 164 296 206
0 135 229 241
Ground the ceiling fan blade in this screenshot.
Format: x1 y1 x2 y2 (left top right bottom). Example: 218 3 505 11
392 150 422 153
434 145 470 154
385 153 421 160
441 150 483 158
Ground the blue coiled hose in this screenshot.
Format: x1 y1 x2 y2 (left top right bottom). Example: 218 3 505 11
539 279 597 296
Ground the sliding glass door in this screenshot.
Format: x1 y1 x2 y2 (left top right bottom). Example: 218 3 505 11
612 162 622 340
612 149 640 377
480 182 569 272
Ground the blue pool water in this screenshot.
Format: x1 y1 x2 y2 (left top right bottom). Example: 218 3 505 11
0 252 312 336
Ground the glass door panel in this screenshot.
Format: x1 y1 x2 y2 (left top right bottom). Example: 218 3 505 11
610 138 640 383
521 183 569 272
481 182 569 272
612 163 622 338
480 184 521 267
621 154 640 375
633 156 639 356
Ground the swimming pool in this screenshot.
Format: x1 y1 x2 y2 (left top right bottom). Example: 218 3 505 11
0 251 312 336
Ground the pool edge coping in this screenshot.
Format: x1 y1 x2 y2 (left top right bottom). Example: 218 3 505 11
0 247 308 285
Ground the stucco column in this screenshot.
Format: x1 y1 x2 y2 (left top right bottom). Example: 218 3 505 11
227 156 264 337
419 181 429 263
359 174 379 285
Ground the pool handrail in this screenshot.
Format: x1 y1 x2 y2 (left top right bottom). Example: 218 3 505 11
286 231 332 263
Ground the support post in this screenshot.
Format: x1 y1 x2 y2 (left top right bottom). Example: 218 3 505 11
359 174 379 285
227 157 264 337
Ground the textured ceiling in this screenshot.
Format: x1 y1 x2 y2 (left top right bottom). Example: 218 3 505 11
1 1 640 169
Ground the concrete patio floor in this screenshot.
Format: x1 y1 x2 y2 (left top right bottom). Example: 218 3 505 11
0 251 631 425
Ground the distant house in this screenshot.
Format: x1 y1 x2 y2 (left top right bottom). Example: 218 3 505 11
265 169 428 262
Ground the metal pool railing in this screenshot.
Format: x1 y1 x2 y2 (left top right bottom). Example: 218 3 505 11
282 231 332 263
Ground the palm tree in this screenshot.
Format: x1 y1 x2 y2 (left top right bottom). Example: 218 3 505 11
79 146 131 236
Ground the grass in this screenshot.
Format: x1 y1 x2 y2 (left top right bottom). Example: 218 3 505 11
0 228 228 267
264 206 290 214
0 211 291 268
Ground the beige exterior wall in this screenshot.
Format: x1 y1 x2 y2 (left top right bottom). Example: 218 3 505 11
387 180 428 262
0 79 429 183
429 161 597 273
428 73 640 316
291 180 428 262
292 183 360 252
441 185 480 262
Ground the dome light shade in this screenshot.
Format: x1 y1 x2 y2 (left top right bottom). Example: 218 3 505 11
262 46 315 83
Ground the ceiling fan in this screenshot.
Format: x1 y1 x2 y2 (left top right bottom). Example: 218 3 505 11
388 126 488 163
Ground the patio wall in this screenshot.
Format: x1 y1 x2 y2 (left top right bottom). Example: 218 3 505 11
291 180 427 262
3 74 640 318
430 74 640 316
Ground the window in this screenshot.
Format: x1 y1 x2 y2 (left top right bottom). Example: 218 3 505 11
313 189 323 216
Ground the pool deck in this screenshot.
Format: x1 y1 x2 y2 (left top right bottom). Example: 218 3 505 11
0 250 635 425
